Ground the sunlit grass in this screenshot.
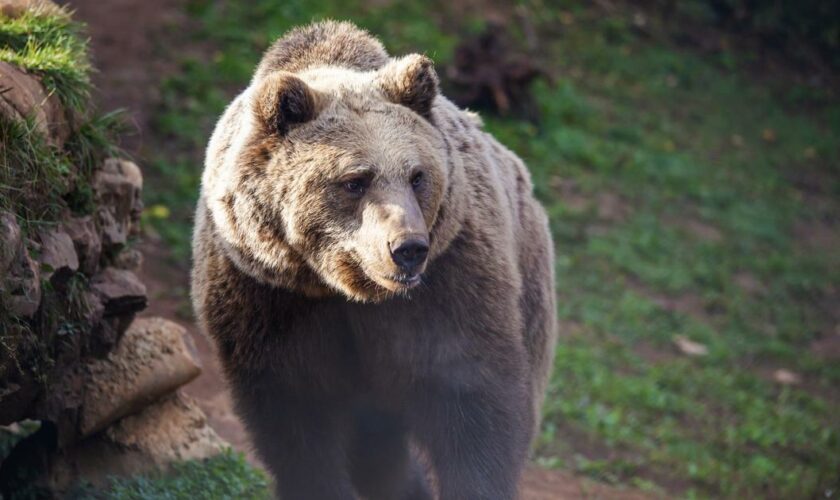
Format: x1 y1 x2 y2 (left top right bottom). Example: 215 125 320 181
0 8 91 112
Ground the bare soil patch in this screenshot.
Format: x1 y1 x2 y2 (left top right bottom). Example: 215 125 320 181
58 0 185 154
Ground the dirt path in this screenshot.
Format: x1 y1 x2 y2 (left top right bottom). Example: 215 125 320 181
63 1 651 497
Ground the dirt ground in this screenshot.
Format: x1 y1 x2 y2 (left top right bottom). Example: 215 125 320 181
62 0 652 497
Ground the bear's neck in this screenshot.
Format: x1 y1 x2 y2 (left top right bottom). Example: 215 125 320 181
425 101 471 262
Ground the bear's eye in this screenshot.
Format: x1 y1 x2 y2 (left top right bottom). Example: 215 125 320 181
410 171 424 189
343 177 369 195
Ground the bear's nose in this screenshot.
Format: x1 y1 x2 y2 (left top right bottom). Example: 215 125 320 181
390 238 429 272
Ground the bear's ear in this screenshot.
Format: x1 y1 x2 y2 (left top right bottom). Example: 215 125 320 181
377 54 439 120
252 72 321 135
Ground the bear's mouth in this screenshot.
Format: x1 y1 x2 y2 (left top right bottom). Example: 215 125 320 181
385 273 422 289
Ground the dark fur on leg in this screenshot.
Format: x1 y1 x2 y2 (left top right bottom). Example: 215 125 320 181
237 388 356 499
349 408 432 500
409 380 532 500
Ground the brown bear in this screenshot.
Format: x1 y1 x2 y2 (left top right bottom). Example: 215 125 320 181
191 20 557 500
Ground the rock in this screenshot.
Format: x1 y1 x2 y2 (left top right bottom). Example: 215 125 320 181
63 216 101 276
75 290 106 355
38 366 85 448
102 158 143 191
94 159 143 251
0 61 69 146
773 369 801 386
0 0 63 18
112 247 143 271
673 335 708 357
107 391 225 464
87 316 126 359
46 392 226 492
0 211 22 278
78 318 201 438
2 247 41 318
37 228 79 284
90 267 146 317
95 208 124 251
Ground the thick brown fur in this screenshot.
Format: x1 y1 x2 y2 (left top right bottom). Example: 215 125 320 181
192 21 556 500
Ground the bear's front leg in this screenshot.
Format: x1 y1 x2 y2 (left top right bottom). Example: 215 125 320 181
408 361 533 500
234 382 357 500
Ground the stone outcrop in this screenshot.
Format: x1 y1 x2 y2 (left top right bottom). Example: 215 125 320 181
79 318 201 438
1 237 41 319
0 3 227 496
107 391 224 466
95 158 144 252
0 61 70 146
0 153 148 429
39 317 219 492
0 4 222 495
0 153 147 429
37 227 79 285
90 267 148 319
63 216 101 276
0 212 22 275
0 0 63 18
46 391 226 492
1 315 219 496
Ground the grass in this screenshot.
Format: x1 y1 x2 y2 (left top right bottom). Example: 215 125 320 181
0 9 125 224
0 114 70 222
142 0 840 497
82 449 272 500
0 8 91 113
0 8 127 381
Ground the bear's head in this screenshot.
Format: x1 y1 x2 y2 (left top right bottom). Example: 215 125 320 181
206 54 463 302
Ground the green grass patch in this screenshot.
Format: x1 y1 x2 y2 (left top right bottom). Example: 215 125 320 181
506 8 840 497
0 8 91 112
147 1 840 497
0 110 126 226
0 9 125 225
72 450 271 499
0 114 70 222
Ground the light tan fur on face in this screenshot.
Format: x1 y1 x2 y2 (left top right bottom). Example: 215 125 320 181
201 59 451 302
